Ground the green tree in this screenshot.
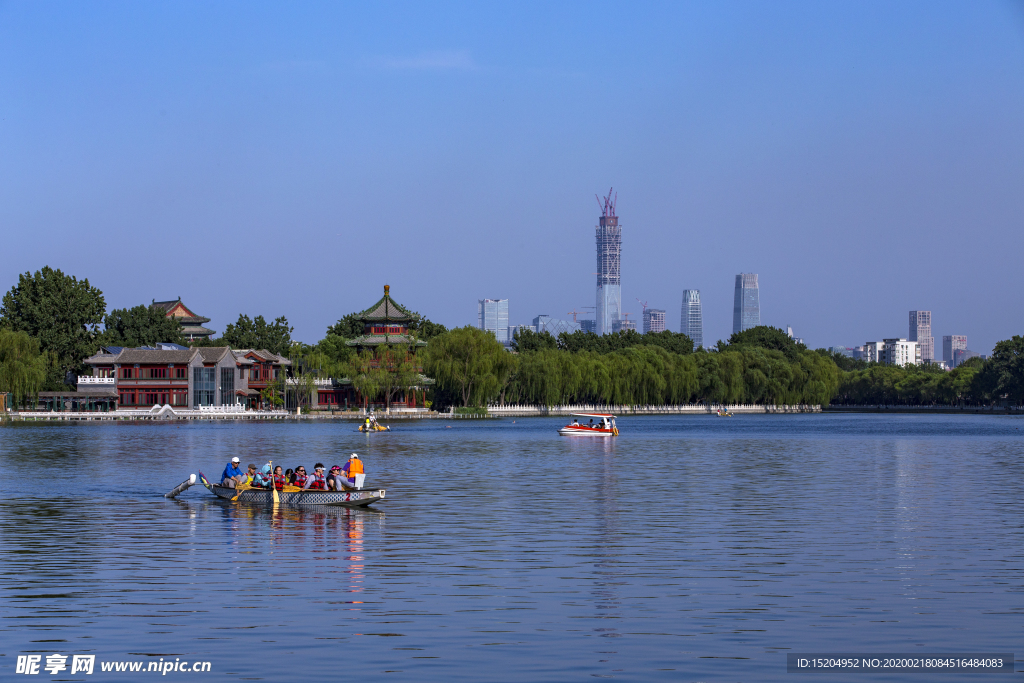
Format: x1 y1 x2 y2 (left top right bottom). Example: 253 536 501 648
0 330 50 406
422 326 510 406
725 325 805 360
975 335 1024 404
326 313 364 339
408 316 448 341
221 314 293 355
0 266 105 389
100 304 184 348
511 328 557 353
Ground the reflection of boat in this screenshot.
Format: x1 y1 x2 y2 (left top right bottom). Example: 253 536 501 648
558 413 619 436
208 484 385 507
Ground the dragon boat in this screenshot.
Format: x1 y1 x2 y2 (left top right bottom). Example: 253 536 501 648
164 473 386 508
208 484 385 507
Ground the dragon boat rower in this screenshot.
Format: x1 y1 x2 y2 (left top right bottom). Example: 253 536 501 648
221 457 245 488
340 453 366 490
252 464 274 489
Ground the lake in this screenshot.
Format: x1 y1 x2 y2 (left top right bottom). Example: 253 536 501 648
1 414 1022 681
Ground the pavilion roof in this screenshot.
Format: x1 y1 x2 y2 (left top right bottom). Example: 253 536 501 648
354 285 417 324
152 298 211 325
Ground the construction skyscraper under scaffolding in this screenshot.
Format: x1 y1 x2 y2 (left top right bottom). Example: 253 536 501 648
595 188 621 336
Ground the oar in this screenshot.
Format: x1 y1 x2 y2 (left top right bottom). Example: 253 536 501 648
269 460 279 506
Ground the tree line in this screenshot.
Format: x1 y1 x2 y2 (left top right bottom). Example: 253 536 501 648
3 265 1023 409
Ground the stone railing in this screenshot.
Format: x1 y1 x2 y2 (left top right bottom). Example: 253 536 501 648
77 376 115 385
197 404 247 413
487 403 822 416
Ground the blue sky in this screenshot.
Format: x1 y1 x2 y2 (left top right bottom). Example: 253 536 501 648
2 1 1022 353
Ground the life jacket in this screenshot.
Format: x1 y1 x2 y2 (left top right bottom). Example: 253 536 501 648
308 472 327 490
294 473 307 488
344 459 364 475
273 474 286 490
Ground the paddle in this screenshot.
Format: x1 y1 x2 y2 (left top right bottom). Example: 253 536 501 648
269 460 279 506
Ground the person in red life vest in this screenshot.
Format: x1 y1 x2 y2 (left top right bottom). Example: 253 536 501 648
293 466 307 489
341 453 365 490
273 465 286 491
305 463 328 490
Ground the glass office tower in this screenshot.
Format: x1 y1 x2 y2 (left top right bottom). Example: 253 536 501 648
681 289 703 348
478 299 509 343
732 273 760 334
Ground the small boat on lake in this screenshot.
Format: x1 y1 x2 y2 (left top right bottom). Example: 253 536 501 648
558 413 619 436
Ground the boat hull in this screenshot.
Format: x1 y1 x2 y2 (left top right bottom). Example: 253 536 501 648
211 485 385 507
558 427 617 436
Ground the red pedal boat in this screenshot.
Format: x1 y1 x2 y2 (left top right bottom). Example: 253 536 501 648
558 413 619 436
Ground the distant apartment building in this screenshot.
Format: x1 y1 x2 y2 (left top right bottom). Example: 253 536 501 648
681 290 703 348
880 338 921 366
909 311 934 362
828 346 853 357
612 319 637 333
580 319 597 334
943 335 967 362
478 299 509 343
642 308 666 334
861 341 885 363
733 273 760 334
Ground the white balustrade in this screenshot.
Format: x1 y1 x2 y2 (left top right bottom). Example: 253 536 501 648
78 376 115 385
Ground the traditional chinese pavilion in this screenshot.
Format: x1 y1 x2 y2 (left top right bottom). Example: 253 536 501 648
151 298 215 340
316 285 430 411
344 285 428 350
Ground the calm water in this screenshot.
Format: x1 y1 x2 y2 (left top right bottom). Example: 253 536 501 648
1 414 1022 681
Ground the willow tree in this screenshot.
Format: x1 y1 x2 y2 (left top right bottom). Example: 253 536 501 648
346 345 420 411
0 330 49 407
421 326 510 407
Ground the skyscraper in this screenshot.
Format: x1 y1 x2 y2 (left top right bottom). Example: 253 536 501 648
477 299 509 343
681 290 703 348
595 189 621 336
642 308 666 334
942 335 966 362
909 311 933 362
732 273 760 334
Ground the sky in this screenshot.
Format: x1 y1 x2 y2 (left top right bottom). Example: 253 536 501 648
1 1 1023 354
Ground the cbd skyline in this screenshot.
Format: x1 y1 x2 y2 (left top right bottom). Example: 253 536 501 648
2 3 1021 354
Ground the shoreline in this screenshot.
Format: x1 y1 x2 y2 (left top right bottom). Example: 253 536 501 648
4 403 1021 422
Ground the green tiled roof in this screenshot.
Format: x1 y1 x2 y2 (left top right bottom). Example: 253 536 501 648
355 286 417 323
